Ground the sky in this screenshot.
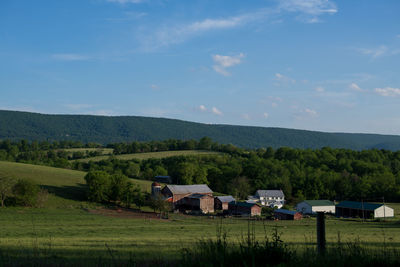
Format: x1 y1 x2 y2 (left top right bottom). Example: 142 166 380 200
1 0 400 135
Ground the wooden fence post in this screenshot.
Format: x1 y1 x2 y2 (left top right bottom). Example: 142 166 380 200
317 212 326 254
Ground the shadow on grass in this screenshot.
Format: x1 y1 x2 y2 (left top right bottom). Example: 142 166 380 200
41 184 87 201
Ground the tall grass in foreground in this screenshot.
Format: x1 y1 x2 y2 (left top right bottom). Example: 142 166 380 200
180 221 400 267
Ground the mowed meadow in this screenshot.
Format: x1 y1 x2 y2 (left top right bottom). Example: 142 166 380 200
1 160 400 265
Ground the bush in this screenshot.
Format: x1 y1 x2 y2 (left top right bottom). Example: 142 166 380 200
12 179 40 207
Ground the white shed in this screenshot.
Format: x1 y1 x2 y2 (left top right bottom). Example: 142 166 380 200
296 200 335 214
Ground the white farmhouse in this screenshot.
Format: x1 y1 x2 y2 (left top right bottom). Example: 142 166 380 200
253 190 285 208
296 200 335 214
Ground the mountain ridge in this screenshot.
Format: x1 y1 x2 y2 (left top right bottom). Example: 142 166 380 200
1 109 400 150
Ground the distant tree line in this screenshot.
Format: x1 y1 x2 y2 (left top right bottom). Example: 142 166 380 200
1 138 400 202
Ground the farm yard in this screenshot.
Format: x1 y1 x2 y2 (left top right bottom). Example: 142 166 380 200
1 161 400 265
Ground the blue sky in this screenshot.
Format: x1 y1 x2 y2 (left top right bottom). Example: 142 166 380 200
1 0 400 134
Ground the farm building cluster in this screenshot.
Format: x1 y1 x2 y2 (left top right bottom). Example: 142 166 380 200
150 181 394 219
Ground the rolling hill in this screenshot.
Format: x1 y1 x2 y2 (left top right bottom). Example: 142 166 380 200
1 110 400 150
0 161 154 208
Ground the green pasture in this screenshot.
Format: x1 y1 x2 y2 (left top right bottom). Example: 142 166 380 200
1 207 400 264
1 161 400 265
63 147 114 155
0 161 154 208
75 150 222 162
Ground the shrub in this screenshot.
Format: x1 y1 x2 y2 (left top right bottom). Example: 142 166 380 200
12 179 40 207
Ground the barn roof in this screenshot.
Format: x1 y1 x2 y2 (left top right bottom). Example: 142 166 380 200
255 190 284 198
274 209 298 215
336 201 383 211
164 184 213 194
186 193 210 199
216 196 235 203
303 200 335 207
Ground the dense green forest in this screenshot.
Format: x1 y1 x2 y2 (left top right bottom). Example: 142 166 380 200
3 110 400 150
1 139 400 203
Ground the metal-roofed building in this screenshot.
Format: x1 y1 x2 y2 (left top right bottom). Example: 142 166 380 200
161 184 213 211
274 209 302 220
336 201 394 219
296 200 335 214
228 201 261 217
253 190 285 208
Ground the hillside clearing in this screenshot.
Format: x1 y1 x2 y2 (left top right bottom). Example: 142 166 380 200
74 150 222 162
0 161 154 207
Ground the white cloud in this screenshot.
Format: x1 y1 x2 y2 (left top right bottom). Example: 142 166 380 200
305 108 317 116
212 107 223 116
52 54 89 61
199 105 207 112
150 84 159 90
375 87 400 97
278 0 337 23
107 0 144 4
315 86 325 92
212 53 245 76
263 112 269 119
358 45 388 59
349 83 363 92
275 73 296 83
279 0 337 15
140 1 338 49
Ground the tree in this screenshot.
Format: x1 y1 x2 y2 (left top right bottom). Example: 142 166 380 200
229 176 251 200
109 174 129 202
0 173 15 207
84 171 111 202
12 179 40 207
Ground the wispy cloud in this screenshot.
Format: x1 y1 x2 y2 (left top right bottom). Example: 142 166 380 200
212 107 223 116
263 112 269 119
349 83 363 92
275 73 296 84
52 53 89 61
357 45 388 59
375 87 400 97
315 86 325 92
145 14 260 49
241 113 251 120
278 0 338 23
212 53 245 76
140 1 338 50
199 105 207 112
150 84 159 90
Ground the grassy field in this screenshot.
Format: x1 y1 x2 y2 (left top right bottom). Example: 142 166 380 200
1 161 400 265
0 161 155 208
63 147 114 155
1 207 400 265
75 150 222 162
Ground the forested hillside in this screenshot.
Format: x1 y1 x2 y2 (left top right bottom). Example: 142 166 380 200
2 110 400 150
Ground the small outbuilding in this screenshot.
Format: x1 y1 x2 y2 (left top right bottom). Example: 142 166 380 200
336 201 394 219
154 175 172 184
296 200 335 214
214 196 235 211
229 202 261 217
274 209 302 220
